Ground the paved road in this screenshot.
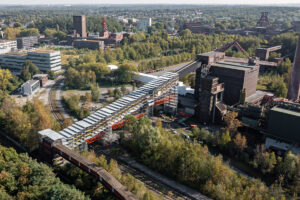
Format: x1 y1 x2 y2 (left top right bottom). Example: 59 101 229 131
54 77 72 120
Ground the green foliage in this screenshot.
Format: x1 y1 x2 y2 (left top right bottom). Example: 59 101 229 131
90 83 101 102
20 60 40 81
65 67 96 90
0 69 20 93
123 117 286 200
114 64 137 83
79 151 161 200
19 28 40 37
47 70 55 80
63 94 90 120
0 145 88 199
252 145 277 174
180 73 195 88
13 22 21 28
0 98 59 151
269 33 298 61
257 73 288 97
113 87 122 100
44 28 57 38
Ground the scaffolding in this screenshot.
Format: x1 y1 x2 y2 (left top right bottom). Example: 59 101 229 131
39 72 179 150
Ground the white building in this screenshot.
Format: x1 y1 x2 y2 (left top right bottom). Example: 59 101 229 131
0 40 17 54
0 50 62 72
137 18 152 31
21 79 40 96
27 50 62 72
177 81 194 96
107 65 118 71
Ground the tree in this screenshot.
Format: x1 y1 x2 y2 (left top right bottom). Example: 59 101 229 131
20 60 40 81
13 22 21 28
121 85 127 95
108 88 114 97
44 28 57 38
0 145 88 200
47 70 55 80
62 118 73 128
0 69 13 92
54 31 67 40
19 28 40 37
253 145 277 174
91 84 101 102
114 64 137 83
223 111 241 134
20 66 31 81
233 133 247 152
4 27 21 39
219 130 232 146
113 88 122 100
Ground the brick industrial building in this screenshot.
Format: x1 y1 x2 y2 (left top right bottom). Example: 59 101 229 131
73 39 105 50
73 15 87 38
209 61 259 105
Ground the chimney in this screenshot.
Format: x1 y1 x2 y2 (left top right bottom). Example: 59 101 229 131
287 21 300 101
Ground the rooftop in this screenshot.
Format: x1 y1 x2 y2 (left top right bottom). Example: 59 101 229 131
212 61 257 71
200 51 224 57
29 50 58 54
271 106 300 117
0 40 16 44
74 39 103 43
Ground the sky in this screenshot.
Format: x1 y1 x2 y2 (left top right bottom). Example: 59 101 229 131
0 0 299 5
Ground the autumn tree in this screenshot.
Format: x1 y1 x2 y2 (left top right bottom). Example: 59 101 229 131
90 84 101 102
62 118 73 128
233 133 247 153
0 69 13 92
223 111 241 134
253 145 277 174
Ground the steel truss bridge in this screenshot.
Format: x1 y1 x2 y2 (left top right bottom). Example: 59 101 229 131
39 72 178 150
38 72 179 200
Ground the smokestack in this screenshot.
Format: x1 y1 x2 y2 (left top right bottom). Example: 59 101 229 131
287 22 300 101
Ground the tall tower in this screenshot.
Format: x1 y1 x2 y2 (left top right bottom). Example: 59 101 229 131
287 22 300 101
100 18 109 38
257 12 270 27
73 15 87 38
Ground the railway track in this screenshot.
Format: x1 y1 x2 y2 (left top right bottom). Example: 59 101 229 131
49 78 65 126
92 146 194 200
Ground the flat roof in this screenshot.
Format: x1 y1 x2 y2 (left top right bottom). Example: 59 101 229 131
0 40 16 43
199 51 224 57
29 50 58 54
271 106 300 117
39 129 65 140
74 39 103 43
213 61 256 71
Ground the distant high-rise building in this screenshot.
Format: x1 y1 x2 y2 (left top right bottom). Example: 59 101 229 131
73 15 87 38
